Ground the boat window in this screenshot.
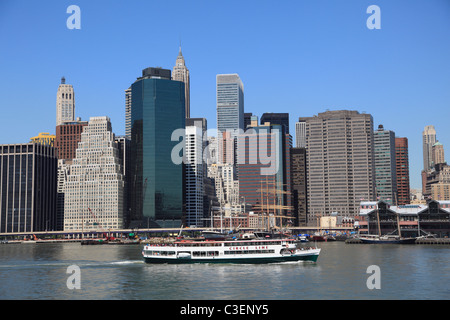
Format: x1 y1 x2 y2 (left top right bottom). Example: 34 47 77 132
192 251 219 257
224 249 275 255
145 250 175 256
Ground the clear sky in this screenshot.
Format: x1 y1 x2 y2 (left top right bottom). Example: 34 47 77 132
1 0 450 189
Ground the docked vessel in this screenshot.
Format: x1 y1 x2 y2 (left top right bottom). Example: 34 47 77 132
358 234 416 244
142 238 321 264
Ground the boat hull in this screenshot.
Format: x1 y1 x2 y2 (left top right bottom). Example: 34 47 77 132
143 253 320 264
359 238 416 244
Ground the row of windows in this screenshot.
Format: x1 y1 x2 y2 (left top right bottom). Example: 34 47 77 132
224 250 275 255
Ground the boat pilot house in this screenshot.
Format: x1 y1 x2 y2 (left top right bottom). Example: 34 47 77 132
358 200 450 238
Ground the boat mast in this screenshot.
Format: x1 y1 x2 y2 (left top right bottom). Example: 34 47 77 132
396 212 402 238
376 202 381 237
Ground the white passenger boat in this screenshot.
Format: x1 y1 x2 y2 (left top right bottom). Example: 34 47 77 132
142 238 321 264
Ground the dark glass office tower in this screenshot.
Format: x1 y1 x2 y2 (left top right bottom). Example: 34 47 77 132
0 143 57 233
129 67 185 228
260 113 290 134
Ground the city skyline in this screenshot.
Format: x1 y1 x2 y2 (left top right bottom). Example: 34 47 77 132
1 1 450 190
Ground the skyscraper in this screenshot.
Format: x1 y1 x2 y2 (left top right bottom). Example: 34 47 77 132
56 77 75 126
218 131 236 165
125 87 132 140
30 132 56 147
172 47 190 118
423 125 437 171
64 116 124 231
244 113 253 130
238 121 292 226
373 125 397 204
432 141 445 165
129 67 185 228
260 113 289 134
55 118 89 230
291 147 308 226
55 119 88 162
0 143 57 233
295 120 306 148
185 118 206 227
216 74 244 135
395 137 410 205
300 110 375 223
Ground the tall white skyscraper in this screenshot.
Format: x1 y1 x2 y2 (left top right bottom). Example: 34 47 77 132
172 47 190 118
56 77 75 126
64 116 124 231
185 124 204 227
423 125 437 170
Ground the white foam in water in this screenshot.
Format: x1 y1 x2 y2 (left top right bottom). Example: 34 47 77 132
108 260 144 265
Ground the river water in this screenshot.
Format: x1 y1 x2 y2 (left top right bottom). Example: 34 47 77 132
0 241 449 300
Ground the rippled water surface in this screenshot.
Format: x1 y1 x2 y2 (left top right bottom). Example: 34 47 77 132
0 242 449 300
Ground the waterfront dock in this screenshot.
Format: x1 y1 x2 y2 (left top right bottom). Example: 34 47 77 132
415 238 450 245
345 237 450 245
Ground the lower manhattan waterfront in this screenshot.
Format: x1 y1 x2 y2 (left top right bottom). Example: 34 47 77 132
1 241 449 300
2 1 450 309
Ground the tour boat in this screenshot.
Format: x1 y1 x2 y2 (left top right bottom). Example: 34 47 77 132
142 238 321 264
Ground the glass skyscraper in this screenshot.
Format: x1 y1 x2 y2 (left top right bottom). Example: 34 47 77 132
374 124 397 205
130 67 185 228
216 74 244 135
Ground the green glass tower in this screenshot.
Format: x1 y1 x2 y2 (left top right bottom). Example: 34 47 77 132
130 67 185 228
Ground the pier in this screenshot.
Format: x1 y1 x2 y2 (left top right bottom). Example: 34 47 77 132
415 238 450 245
345 237 450 245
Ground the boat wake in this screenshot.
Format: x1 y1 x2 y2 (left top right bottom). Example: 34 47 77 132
107 260 144 265
0 260 144 270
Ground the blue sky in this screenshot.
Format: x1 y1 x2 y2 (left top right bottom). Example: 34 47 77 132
1 0 450 189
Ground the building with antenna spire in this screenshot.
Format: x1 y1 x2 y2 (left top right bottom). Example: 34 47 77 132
172 46 190 118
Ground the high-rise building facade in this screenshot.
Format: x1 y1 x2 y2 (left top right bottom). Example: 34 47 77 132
172 47 190 118
185 118 207 227
423 125 437 171
64 117 124 231
432 142 445 165
238 121 292 226
56 77 75 126
209 163 240 209
218 131 236 165
216 74 244 135
115 136 131 228
244 113 253 130
54 118 89 231
0 143 57 233
125 87 132 140
300 110 375 223
373 125 397 204
260 113 289 134
30 132 56 147
129 67 185 228
291 147 308 226
55 119 88 162
395 137 410 205
295 120 306 148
